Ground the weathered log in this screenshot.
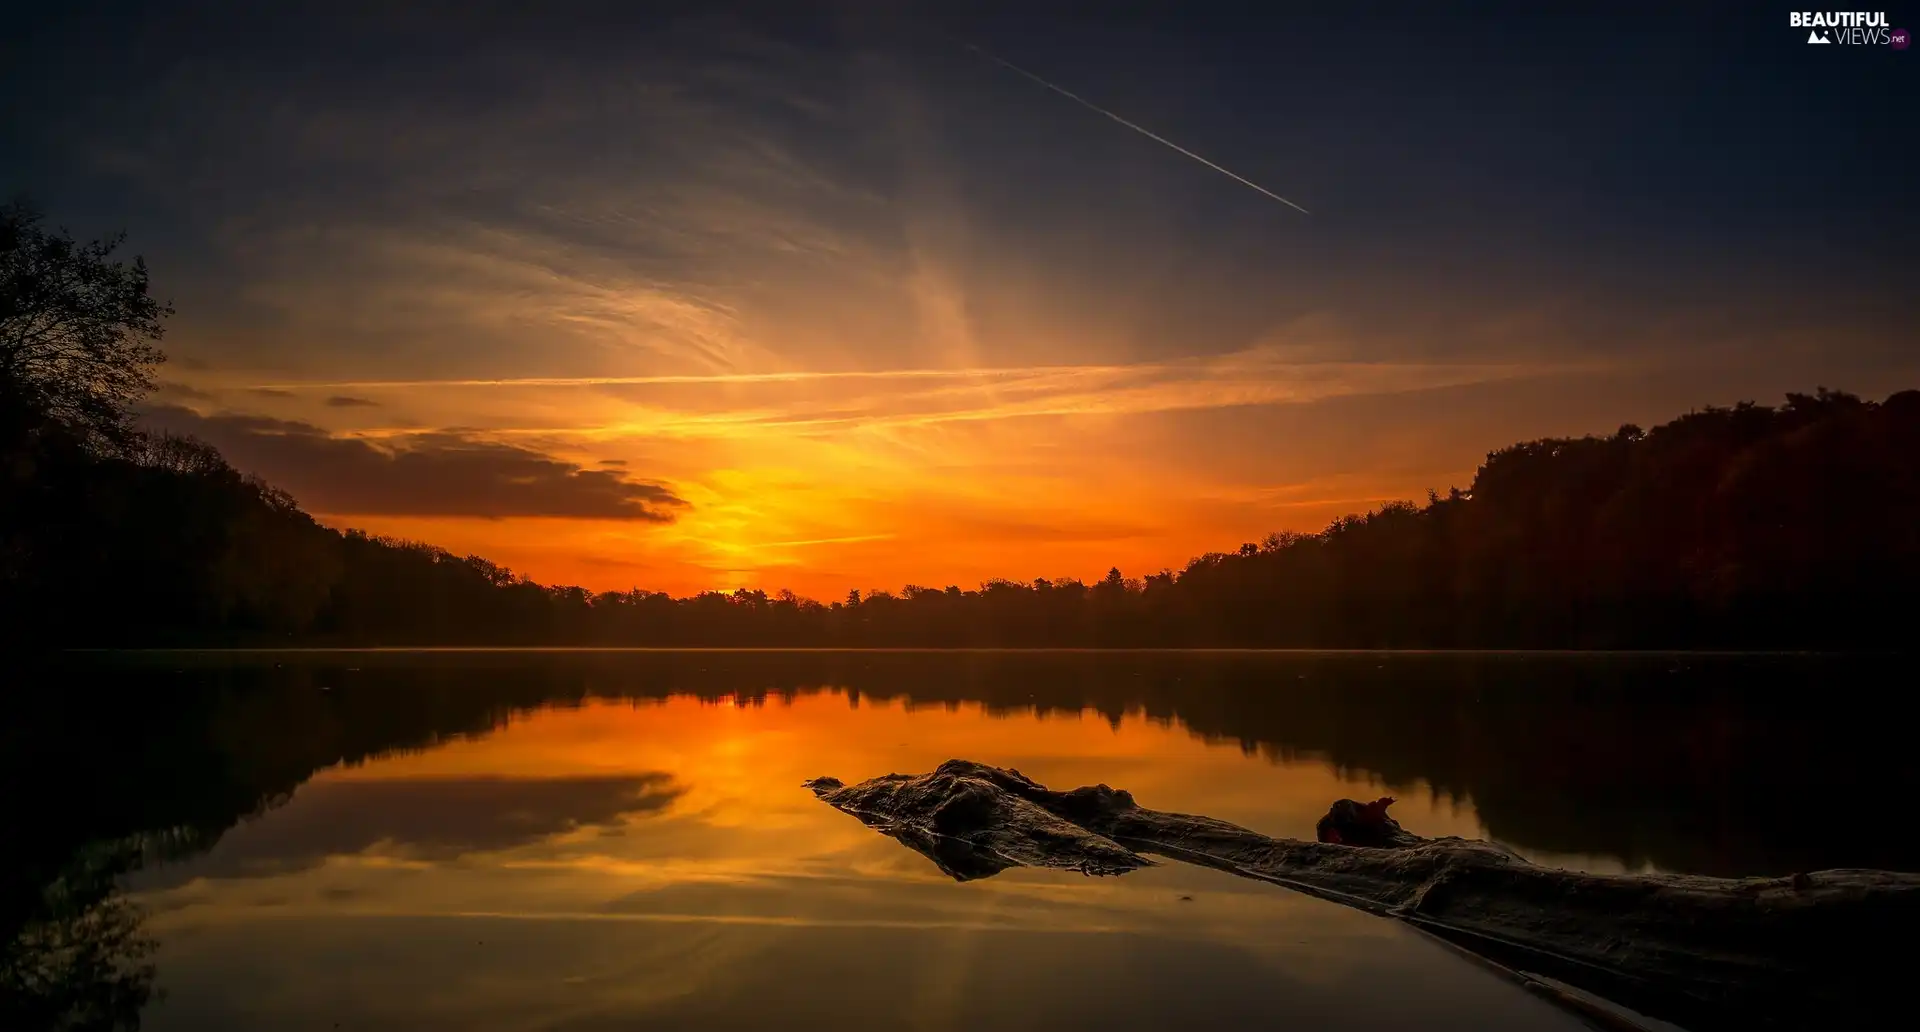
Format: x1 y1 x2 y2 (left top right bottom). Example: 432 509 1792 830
807 759 1920 1031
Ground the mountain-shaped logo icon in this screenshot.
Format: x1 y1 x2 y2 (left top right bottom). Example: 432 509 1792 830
1808 29 1831 43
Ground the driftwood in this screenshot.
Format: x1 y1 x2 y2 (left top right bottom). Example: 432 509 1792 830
806 759 1920 1031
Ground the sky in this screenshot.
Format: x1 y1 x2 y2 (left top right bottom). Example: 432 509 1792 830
4 1 1914 597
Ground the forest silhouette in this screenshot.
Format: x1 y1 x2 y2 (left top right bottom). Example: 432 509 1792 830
6 200 1919 650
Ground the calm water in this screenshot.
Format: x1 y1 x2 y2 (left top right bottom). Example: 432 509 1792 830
7 651 1912 1030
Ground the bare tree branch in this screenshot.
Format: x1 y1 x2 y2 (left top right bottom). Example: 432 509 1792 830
1 199 173 451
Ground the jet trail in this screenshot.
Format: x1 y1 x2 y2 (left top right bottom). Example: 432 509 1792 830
958 40 1310 215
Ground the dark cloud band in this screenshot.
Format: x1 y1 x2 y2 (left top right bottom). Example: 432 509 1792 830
141 405 688 521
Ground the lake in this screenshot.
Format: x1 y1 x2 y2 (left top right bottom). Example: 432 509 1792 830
6 650 1910 1030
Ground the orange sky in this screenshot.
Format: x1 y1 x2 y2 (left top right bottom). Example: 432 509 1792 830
256 358 1500 597
154 333 1909 598
54 10 1906 598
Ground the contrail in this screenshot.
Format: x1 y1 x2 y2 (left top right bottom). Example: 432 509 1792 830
957 40 1310 215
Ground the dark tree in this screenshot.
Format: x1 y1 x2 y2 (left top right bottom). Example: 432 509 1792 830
1 199 171 450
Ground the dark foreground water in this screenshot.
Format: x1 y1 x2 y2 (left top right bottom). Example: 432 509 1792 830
6 651 1911 1030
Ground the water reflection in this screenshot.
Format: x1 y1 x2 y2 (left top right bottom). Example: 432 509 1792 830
1 842 157 1032
34 649 1911 872
4 650 1906 1029
133 775 683 886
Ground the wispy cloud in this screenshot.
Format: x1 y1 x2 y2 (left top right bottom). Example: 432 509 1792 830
757 533 897 549
154 380 215 402
241 366 1131 390
226 352 1591 441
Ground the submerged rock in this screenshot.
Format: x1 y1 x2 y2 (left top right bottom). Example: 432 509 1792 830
808 759 1920 1031
1315 795 1423 847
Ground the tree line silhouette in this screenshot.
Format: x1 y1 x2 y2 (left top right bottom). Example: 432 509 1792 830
6 199 1918 650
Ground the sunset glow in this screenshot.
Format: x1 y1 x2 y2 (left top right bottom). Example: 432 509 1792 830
14 6 1908 597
